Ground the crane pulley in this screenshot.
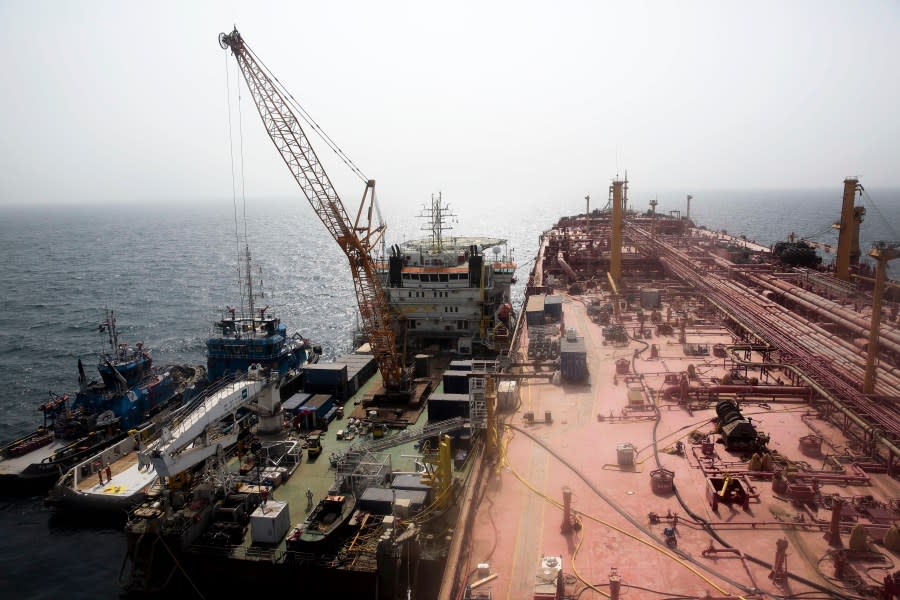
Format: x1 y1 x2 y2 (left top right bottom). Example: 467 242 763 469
219 28 409 394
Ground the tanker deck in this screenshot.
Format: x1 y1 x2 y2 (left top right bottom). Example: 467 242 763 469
441 206 900 600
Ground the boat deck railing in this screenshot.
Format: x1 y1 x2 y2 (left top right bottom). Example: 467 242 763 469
69 422 155 488
161 372 267 446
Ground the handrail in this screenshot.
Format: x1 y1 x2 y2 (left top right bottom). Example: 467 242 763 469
348 417 468 455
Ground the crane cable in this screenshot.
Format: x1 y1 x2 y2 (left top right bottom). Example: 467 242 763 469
799 220 839 244
242 42 369 185
860 188 898 241
224 52 248 317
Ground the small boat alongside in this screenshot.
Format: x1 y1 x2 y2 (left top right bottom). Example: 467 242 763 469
45 424 159 514
287 493 357 548
47 372 269 515
0 310 205 495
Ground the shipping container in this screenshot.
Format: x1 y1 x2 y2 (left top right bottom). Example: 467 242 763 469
336 353 377 397
391 473 433 496
560 336 588 383
281 392 312 414
250 500 291 544
544 295 563 321
526 295 547 326
449 360 473 372
301 363 348 399
359 487 429 515
414 354 432 378
359 487 395 514
294 407 316 430
442 370 470 394
304 394 335 419
427 393 470 421
293 394 335 429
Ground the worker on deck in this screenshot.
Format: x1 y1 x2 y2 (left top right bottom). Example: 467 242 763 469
306 488 314 511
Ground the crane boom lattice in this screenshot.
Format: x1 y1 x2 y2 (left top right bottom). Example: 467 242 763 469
219 28 406 392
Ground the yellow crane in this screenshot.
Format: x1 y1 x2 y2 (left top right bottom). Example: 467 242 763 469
219 28 409 396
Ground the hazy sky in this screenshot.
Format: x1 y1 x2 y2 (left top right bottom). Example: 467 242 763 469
1 1 898 216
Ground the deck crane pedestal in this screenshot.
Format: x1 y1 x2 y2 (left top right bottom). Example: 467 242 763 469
219 28 412 402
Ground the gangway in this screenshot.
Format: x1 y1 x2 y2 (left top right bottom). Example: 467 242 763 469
348 417 469 455
142 372 273 477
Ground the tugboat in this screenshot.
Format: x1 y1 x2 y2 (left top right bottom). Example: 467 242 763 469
0 310 205 494
205 244 320 394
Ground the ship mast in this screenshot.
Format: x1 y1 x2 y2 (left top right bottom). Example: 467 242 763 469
244 244 256 332
102 309 119 359
419 192 455 252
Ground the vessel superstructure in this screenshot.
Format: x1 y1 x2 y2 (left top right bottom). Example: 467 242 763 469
379 193 517 355
206 244 319 385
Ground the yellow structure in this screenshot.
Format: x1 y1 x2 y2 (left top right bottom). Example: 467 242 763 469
835 177 865 281
863 242 899 393
421 434 454 509
484 377 498 461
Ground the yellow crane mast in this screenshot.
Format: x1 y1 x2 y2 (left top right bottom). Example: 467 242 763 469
219 28 409 395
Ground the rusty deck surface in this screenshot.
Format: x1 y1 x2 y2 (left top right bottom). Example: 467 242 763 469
447 213 900 600
458 294 900 599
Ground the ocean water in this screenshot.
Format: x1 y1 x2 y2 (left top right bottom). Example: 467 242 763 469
0 189 897 599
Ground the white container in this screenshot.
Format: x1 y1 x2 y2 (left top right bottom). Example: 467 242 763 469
394 498 411 518
497 380 519 410
250 500 291 544
627 389 644 406
616 443 636 466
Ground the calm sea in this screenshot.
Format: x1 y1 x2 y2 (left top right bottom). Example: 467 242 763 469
0 189 897 599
